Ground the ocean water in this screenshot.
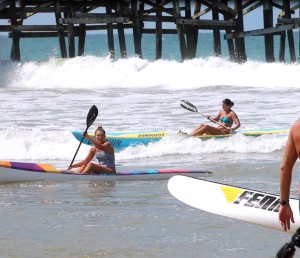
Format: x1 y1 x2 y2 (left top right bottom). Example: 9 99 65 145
0 32 300 257
1 32 299 62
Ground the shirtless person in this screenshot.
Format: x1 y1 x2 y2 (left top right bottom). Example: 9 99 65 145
279 119 300 231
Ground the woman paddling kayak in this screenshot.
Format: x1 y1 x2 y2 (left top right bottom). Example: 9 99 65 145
190 98 241 136
68 126 116 174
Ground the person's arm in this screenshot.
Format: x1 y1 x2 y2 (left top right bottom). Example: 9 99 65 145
231 112 241 131
280 132 298 197
279 130 297 231
69 147 95 169
281 120 300 193
85 135 114 153
278 120 300 231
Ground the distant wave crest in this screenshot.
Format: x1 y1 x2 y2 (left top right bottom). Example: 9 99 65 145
2 55 299 90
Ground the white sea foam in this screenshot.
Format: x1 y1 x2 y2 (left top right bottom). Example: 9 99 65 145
0 127 287 161
2 55 299 90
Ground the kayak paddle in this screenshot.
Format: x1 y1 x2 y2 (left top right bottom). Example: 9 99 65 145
69 105 99 167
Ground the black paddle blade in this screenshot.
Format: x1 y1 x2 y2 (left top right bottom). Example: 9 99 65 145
86 105 98 129
180 100 198 113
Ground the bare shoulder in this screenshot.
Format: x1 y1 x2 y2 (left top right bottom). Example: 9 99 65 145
103 140 115 151
288 119 300 150
103 140 113 147
230 110 239 118
292 118 300 129
291 119 300 139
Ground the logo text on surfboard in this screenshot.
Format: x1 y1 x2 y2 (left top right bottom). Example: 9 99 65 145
221 186 280 212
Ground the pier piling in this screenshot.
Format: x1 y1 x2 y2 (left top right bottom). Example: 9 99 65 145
0 0 299 63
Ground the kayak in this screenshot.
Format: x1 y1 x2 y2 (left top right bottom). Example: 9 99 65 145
72 130 166 150
0 160 212 183
71 128 290 150
168 175 299 233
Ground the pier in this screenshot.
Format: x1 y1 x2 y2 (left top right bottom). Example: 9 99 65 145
0 0 299 63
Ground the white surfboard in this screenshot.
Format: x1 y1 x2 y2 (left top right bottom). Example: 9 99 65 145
168 175 300 233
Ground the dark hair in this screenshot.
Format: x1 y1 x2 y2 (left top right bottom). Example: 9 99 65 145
95 126 106 135
223 98 234 107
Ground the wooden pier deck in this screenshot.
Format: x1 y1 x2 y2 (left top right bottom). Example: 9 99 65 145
0 0 299 63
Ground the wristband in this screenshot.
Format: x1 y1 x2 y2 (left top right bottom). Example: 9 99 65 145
279 200 289 206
